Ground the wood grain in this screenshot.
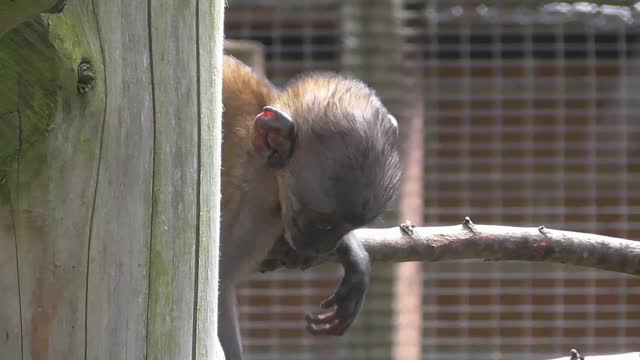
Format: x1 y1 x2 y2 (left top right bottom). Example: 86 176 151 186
1 0 225 359
195 0 225 358
0 3 104 358
86 0 153 358
146 0 199 358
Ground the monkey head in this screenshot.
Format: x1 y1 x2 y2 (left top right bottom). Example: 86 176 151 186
251 74 401 257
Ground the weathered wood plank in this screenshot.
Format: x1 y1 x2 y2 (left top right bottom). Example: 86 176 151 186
86 0 154 358
39 4 105 357
195 0 224 358
0 202 21 360
11 159 55 360
0 4 104 358
2 1 224 359
1 21 50 360
146 0 199 358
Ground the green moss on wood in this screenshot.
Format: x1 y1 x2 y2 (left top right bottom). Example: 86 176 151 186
0 4 101 206
147 245 178 357
45 11 93 83
0 20 59 189
0 0 58 37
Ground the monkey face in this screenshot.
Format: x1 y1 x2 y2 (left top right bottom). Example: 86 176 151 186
276 125 400 257
277 174 353 256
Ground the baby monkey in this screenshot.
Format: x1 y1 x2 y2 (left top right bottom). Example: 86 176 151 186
219 56 401 359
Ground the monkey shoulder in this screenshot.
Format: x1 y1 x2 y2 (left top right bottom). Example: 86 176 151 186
221 56 278 182
222 55 278 128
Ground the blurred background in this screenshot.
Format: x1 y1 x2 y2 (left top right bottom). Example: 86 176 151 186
224 1 640 359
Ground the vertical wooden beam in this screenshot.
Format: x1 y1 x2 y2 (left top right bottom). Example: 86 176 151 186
195 0 225 358
0 202 22 359
0 0 224 359
0 4 105 359
146 0 199 358
86 0 154 357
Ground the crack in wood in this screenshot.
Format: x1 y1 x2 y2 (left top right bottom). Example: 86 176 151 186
83 1 108 358
144 0 157 356
13 84 24 360
6 181 23 360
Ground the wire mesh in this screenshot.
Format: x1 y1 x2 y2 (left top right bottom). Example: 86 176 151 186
225 1 640 359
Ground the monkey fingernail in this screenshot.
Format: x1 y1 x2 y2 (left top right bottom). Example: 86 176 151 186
306 311 334 322
306 318 344 336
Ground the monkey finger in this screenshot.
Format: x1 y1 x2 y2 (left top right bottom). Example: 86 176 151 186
305 310 338 325
307 318 350 336
306 319 343 336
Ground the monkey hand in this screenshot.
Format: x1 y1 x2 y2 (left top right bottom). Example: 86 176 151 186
305 235 370 336
259 234 371 336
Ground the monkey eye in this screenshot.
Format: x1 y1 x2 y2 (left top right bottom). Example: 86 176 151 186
314 222 334 231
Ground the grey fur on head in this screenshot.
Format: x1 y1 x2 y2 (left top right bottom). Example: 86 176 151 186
276 73 401 227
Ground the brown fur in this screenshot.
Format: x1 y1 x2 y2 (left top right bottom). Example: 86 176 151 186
220 56 282 276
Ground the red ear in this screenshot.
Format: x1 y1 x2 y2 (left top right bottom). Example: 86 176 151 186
251 106 295 168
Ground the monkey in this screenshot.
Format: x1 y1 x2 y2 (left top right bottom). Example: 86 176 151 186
219 55 401 359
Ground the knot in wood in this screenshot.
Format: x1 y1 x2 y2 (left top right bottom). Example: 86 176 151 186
400 220 417 239
77 61 96 95
463 217 479 235
538 225 552 239
569 348 584 360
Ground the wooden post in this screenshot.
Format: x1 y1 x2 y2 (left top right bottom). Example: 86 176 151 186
0 0 224 359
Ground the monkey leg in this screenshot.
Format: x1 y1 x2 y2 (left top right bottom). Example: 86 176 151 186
218 282 243 359
218 248 245 359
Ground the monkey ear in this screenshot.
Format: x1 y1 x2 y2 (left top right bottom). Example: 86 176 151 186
251 106 296 168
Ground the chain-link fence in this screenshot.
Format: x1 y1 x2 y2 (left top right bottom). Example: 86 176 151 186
225 1 640 359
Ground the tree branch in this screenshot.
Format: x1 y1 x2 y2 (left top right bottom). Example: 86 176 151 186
261 218 640 276
547 349 639 360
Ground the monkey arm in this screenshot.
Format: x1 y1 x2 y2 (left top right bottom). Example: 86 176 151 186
305 235 371 336
259 235 371 336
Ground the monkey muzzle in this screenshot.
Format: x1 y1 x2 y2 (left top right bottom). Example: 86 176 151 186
285 215 344 256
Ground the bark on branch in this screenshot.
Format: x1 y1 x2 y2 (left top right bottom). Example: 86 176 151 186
262 218 640 276
547 348 639 360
